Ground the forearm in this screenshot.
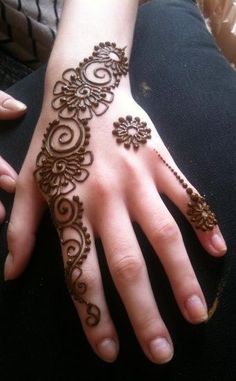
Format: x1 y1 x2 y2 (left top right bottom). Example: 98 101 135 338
47 0 138 79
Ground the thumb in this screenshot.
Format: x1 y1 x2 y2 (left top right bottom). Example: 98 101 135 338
0 90 27 120
5 174 45 280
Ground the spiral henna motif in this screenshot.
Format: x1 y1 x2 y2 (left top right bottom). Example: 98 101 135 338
34 42 129 327
34 120 92 198
52 196 100 327
52 41 128 121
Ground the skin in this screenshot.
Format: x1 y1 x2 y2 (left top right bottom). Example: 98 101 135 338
0 91 27 223
3 0 227 365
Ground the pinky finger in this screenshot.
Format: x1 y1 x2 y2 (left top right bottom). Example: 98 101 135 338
153 150 227 257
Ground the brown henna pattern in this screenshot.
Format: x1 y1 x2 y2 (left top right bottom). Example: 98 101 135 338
34 42 129 326
34 120 92 198
52 42 128 121
154 150 218 231
112 115 151 149
52 195 100 326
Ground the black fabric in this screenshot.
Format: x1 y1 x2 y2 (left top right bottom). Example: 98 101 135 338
0 1 236 380
0 50 32 91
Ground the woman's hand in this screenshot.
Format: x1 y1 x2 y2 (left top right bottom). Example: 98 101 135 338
5 82 227 364
2 0 227 365
0 90 27 223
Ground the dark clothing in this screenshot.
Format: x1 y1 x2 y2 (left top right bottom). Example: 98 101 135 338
0 1 236 380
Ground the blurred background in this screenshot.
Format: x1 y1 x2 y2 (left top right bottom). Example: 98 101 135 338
198 0 236 68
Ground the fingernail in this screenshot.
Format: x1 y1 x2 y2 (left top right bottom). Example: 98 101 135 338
4 252 14 281
185 295 208 323
211 233 227 254
149 337 173 364
0 175 16 193
2 98 27 112
97 338 118 362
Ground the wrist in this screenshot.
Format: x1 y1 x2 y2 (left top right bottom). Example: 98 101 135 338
43 41 132 120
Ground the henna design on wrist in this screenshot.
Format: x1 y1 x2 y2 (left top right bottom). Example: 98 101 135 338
112 115 151 149
52 42 128 121
154 150 218 232
34 42 129 327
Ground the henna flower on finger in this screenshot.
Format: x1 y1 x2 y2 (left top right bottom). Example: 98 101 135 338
154 150 218 232
186 192 217 231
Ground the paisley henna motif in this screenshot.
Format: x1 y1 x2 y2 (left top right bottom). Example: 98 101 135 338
34 42 129 326
112 115 151 149
154 150 218 232
52 42 128 121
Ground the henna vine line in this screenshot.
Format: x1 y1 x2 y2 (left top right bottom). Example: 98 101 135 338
34 42 129 326
154 149 218 231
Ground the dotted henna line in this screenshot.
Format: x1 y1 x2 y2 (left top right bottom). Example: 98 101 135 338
154 149 218 231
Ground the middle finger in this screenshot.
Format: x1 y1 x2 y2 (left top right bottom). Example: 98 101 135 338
97 198 174 364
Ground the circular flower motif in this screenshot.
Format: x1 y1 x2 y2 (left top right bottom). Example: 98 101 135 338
52 68 114 121
112 115 152 149
187 194 218 231
93 42 129 78
35 149 93 198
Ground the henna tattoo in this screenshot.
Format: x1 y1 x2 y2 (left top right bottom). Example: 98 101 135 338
154 150 218 231
52 42 128 121
34 42 129 327
112 115 151 149
52 195 100 327
35 120 92 197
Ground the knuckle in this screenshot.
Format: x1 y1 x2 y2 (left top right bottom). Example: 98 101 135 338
136 314 165 339
121 156 140 182
156 220 180 243
90 172 116 200
122 155 138 173
175 272 199 293
111 255 144 283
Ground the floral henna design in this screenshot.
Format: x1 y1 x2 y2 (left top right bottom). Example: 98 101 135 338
92 42 128 79
112 116 216 230
34 118 99 324
35 42 129 327
34 119 92 198
112 115 152 149
52 195 100 327
52 42 128 121
154 150 218 232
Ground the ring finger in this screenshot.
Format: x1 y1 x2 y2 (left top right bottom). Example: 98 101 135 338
97 198 174 364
